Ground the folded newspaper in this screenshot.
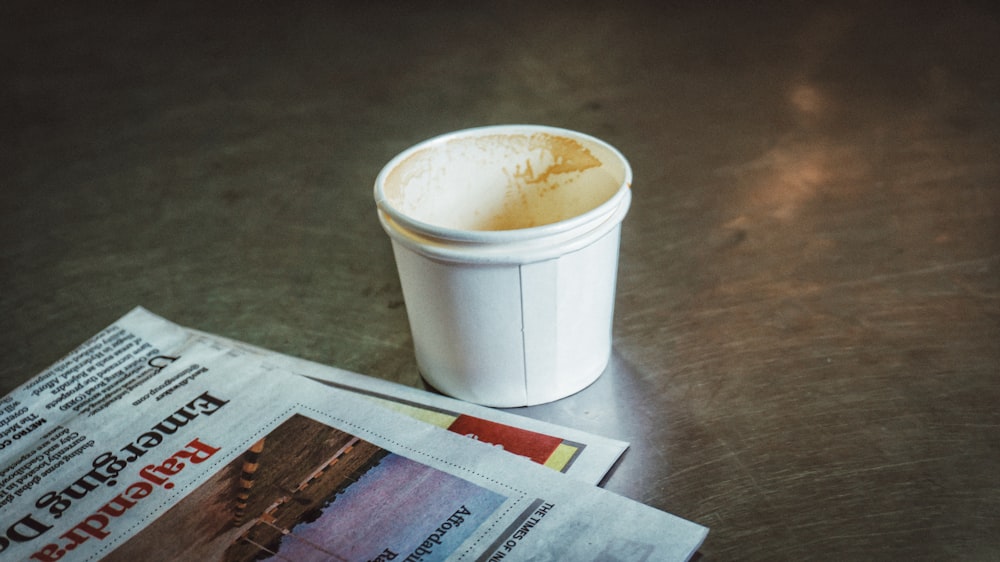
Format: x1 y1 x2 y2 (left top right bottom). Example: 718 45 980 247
1 307 708 561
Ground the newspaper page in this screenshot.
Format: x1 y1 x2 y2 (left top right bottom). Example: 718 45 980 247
185 322 626 484
89 307 625 484
1 310 708 561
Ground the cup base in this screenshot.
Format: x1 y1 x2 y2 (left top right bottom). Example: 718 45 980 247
418 356 609 408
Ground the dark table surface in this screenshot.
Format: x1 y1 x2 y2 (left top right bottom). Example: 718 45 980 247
3 2 998 559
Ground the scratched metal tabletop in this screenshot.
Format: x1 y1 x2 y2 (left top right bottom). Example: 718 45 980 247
2 2 998 559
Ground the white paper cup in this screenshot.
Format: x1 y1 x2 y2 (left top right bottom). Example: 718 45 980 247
374 125 632 407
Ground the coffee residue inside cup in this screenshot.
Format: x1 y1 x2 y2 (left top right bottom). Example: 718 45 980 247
385 131 618 232
484 133 604 230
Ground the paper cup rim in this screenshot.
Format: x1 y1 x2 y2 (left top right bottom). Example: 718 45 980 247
373 124 633 245
377 186 630 264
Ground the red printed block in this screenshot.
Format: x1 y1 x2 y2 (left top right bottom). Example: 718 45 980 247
446 414 562 465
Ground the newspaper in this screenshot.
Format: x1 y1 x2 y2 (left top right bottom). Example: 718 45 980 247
186 328 627 484
1 308 708 561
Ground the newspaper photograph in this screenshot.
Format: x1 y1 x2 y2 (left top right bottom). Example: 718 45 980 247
1 309 708 561
105 413 508 561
